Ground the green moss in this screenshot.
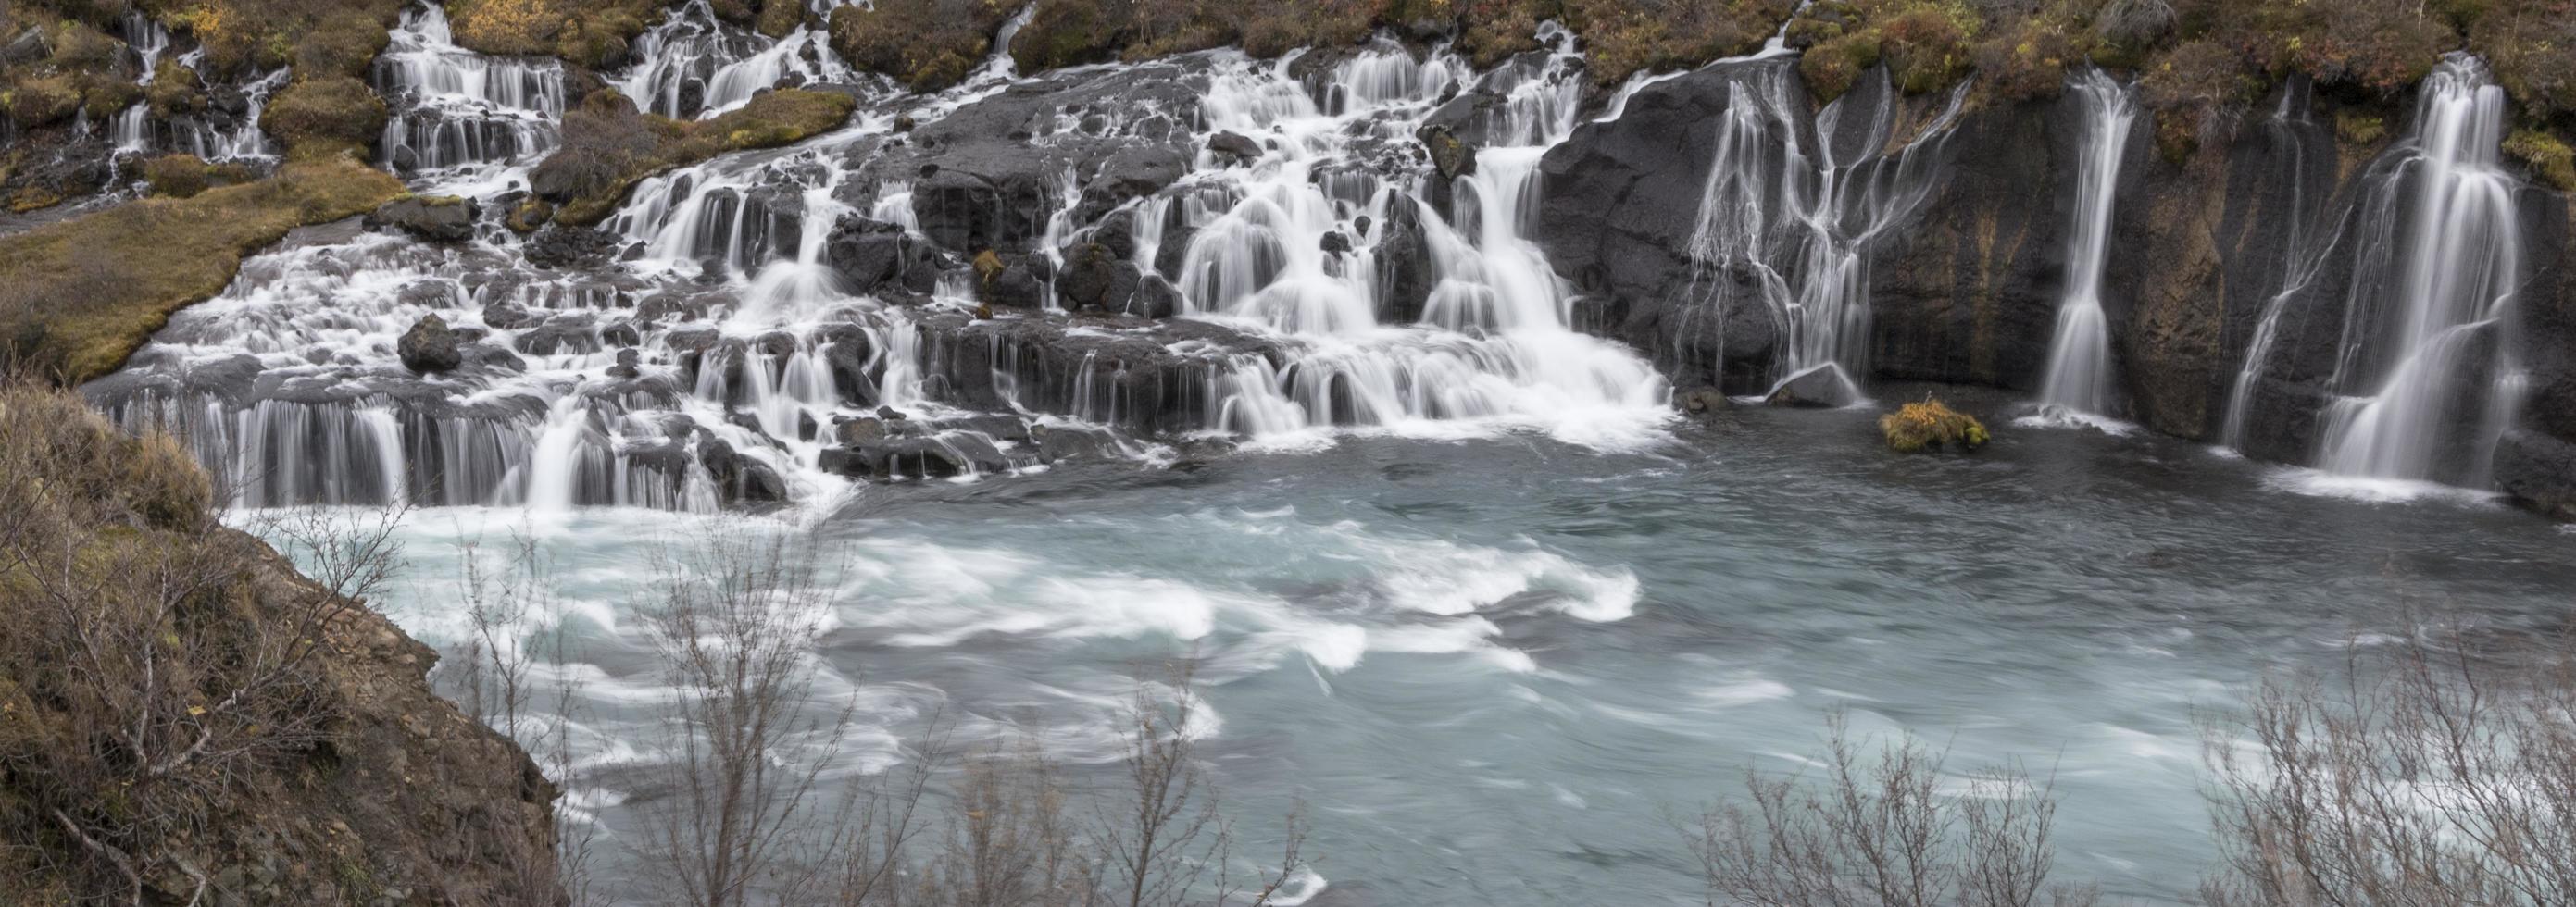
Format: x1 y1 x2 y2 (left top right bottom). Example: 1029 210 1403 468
146 60 209 117
1801 32 1882 105
829 0 1015 93
2505 128 2576 192
538 88 857 227
2 75 83 127
140 154 257 199
0 161 405 385
2335 109 2389 146
1880 399 1989 453
263 76 389 160
755 0 804 38
1010 0 1124 73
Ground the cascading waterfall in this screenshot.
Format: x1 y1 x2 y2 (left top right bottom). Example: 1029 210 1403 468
1679 64 1964 404
375 3 565 182
1171 37 1669 447
2218 81 2339 452
93 15 1690 514
2311 55 2524 488
2030 68 2136 424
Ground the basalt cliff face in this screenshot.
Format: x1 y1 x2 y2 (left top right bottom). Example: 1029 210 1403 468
1542 59 2576 516
5 0 2575 518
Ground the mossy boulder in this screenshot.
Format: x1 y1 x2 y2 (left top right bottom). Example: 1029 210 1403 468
531 88 856 226
140 154 259 199
263 76 389 160
1880 399 1990 453
2 74 82 126
829 0 1016 92
1010 0 1125 73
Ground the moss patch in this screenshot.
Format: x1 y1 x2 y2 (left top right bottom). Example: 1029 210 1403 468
2506 128 2576 192
262 76 389 160
830 0 1018 93
0 161 405 385
531 88 857 226
1880 398 1990 453
140 154 262 198
442 0 661 66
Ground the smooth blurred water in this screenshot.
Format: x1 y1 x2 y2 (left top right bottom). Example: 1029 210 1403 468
331 386 2576 906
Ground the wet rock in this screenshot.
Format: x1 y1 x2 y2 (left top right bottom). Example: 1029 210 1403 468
397 315 463 374
1764 367 1854 408
1077 145 1190 221
369 195 481 243
481 301 539 329
981 254 1051 309
1208 130 1264 167
1057 242 1140 312
1320 230 1352 256
825 216 944 295
2497 429 2576 520
513 313 600 355
1374 197 1436 323
1677 387 1732 414
696 434 789 505
606 348 643 379
823 436 1011 480
1415 123 1478 180
1031 422 1115 462
834 416 890 446
601 320 643 348
523 225 619 269
1124 273 1184 319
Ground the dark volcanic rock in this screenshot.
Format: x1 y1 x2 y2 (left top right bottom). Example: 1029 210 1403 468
1207 130 1263 167
2497 429 2576 519
398 315 464 374
523 225 619 269
841 62 1206 255
1415 123 1478 180
369 195 482 243
825 216 945 295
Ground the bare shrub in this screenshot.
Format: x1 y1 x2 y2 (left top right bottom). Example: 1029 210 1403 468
2199 623 2576 907
0 379 405 902
1688 712 2099 907
442 528 602 905
631 531 858 907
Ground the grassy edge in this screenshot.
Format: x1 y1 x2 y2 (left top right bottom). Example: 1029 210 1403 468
0 160 406 385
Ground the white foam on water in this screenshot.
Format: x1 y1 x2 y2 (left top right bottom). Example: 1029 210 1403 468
2260 466 2507 506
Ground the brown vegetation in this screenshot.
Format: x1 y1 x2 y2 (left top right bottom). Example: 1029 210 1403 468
1690 713 2100 906
2199 621 2576 906
0 381 561 905
443 0 665 68
831 0 1020 93
0 161 405 386
531 87 857 226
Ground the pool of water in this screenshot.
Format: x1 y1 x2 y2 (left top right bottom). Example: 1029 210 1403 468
345 391 2576 905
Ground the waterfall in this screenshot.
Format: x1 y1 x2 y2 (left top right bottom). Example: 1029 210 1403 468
2031 68 2137 425
375 3 565 182
2219 81 2340 452
2311 56 2524 488
89 19 1684 515
1679 64 1964 405
1170 39 1669 447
